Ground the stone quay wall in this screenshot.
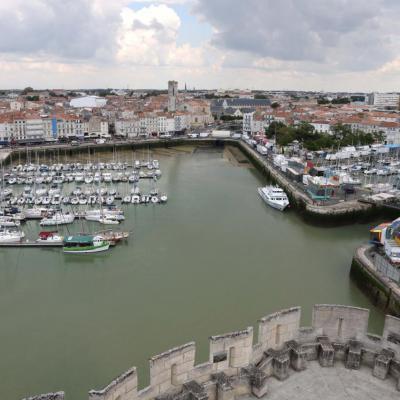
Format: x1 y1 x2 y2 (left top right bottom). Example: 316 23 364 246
25 304 400 400
351 245 400 316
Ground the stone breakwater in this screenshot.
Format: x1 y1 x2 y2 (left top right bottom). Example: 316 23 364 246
24 304 400 400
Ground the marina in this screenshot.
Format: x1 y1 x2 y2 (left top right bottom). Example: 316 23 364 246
0 149 168 250
0 145 386 400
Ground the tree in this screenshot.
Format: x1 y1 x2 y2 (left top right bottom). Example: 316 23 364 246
317 97 330 105
254 94 268 99
271 102 280 109
22 87 33 95
265 121 286 138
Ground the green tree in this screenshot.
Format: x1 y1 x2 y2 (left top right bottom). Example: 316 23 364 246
271 102 280 109
22 86 33 95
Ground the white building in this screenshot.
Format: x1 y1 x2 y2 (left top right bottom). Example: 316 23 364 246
70 96 107 109
310 122 332 134
369 93 400 109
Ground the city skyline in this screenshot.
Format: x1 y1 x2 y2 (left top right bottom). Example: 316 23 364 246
0 0 400 91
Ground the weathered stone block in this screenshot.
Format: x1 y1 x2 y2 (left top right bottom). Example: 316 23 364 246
373 349 394 380
286 340 307 371
346 340 362 370
317 337 334 367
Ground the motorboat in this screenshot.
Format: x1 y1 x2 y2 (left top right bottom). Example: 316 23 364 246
36 231 64 244
257 185 290 211
98 215 120 225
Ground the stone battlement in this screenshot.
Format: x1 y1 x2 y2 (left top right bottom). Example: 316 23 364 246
23 305 400 400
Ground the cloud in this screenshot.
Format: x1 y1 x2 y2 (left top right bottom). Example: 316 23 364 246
0 0 122 61
117 4 204 67
192 0 400 72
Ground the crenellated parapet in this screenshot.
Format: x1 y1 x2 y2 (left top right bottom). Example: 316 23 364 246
23 305 400 400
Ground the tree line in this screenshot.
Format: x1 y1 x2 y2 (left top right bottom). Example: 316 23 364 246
265 121 384 150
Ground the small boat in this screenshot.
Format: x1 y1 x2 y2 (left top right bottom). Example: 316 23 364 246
63 234 110 254
131 195 140 204
40 212 75 226
160 194 168 203
122 195 131 204
0 216 20 227
0 228 25 243
257 185 290 211
151 196 159 204
36 231 64 244
98 215 120 225
24 207 48 219
105 196 115 205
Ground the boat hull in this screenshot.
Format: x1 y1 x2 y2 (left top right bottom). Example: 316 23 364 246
63 243 110 254
257 188 289 211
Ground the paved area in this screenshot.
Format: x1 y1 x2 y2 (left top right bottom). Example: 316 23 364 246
241 361 398 399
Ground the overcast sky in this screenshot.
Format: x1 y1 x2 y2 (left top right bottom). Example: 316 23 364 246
0 0 399 91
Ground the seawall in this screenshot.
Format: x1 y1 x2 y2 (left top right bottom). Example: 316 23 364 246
24 304 400 400
350 245 400 316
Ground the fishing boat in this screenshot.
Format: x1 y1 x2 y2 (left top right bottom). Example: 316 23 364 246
36 231 64 244
257 185 290 211
63 234 110 254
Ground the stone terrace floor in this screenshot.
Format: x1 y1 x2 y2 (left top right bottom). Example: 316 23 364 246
241 361 398 399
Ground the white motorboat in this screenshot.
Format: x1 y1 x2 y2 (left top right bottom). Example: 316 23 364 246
36 231 64 244
160 194 168 203
257 185 290 211
98 215 120 225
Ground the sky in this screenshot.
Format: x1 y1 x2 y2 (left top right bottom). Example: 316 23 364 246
0 0 400 91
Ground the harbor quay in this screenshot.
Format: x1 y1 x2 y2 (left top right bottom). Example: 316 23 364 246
351 245 400 316
2 136 397 225
23 305 400 400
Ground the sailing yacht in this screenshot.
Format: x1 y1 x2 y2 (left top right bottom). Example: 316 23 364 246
0 228 25 243
40 212 75 226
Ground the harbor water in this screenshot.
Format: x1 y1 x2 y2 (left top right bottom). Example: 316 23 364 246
0 145 384 399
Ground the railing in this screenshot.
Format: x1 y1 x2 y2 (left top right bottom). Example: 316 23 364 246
375 252 400 283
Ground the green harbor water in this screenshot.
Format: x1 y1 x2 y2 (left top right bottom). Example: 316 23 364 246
0 145 384 399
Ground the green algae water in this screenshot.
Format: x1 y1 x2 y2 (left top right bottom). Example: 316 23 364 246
0 145 384 399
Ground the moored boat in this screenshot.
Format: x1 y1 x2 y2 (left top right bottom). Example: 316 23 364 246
63 234 110 254
257 185 290 211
